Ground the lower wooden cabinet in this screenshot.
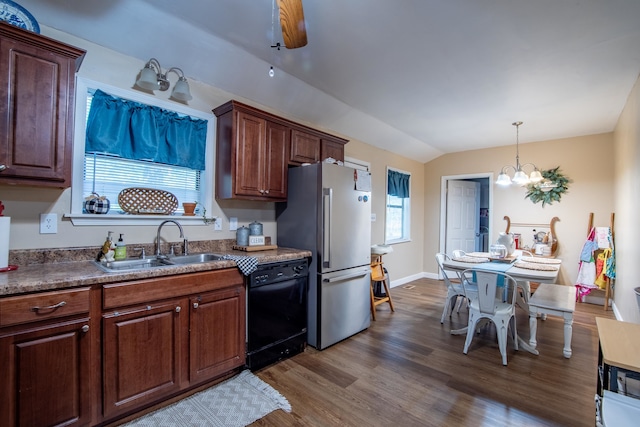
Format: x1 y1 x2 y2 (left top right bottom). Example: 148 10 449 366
0 317 92 427
102 299 183 419
0 268 246 427
101 268 245 422
189 287 245 383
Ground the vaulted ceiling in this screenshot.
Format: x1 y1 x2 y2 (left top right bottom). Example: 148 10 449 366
16 0 640 163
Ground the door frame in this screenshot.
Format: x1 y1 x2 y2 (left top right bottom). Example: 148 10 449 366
439 173 494 257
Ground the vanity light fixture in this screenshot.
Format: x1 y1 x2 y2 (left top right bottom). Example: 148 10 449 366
135 58 193 102
496 121 543 186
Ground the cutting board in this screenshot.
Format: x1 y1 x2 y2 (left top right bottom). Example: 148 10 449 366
232 244 278 252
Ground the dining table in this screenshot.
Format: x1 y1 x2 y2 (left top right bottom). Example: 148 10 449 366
441 251 562 355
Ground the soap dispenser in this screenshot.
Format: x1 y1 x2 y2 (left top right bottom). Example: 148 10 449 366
115 233 127 260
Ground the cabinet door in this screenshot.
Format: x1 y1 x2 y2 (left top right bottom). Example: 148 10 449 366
234 111 267 197
102 301 183 419
263 121 289 200
290 130 320 164
0 318 92 427
0 29 82 187
321 139 345 162
189 286 245 384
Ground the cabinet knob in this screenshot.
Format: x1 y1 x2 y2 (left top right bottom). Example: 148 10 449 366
264 190 269 194
175 306 181 313
0 164 6 171
81 325 89 333
193 302 199 309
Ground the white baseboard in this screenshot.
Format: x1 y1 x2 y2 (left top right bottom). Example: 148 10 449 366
389 271 438 288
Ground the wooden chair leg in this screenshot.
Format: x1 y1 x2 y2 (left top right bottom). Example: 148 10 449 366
370 280 377 321
381 278 395 312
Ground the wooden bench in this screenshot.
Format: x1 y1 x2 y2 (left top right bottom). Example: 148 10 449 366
528 283 576 358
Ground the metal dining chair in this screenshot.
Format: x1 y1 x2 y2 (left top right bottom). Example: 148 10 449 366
460 268 519 365
435 253 477 323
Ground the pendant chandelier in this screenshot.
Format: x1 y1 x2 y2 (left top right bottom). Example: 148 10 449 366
496 121 543 186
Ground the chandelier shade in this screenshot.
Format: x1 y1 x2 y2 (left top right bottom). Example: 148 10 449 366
496 121 543 187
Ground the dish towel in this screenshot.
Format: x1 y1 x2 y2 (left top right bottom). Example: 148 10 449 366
222 254 258 276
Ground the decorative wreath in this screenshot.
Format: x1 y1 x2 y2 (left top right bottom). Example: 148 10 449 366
525 166 570 207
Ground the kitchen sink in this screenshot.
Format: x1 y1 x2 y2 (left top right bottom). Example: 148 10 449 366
94 256 172 272
166 253 225 264
95 253 225 273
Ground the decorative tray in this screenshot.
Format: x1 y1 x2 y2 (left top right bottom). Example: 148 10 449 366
0 0 39 33
118 187 178 215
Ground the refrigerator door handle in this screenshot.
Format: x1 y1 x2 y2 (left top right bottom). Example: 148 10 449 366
323 270 368 283
323 187 332 268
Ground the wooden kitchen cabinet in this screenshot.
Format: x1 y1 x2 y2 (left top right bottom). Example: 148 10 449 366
321 138 346 163
0 23 85 188
214 100 347 200
101 268 245 422
0 287 92 427
102 299 183 419
289 130 346 165
214 102 289 201
189 286 245 384
290 129 320 164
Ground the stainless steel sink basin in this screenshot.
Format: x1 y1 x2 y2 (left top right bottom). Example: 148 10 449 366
94 256 172 272
166 253 225 264
95 253 225 273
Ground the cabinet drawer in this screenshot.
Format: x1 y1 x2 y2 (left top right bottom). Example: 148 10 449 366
0 287 90 327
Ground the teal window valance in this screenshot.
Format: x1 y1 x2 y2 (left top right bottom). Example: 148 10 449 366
85 89 207 170
388 169 410 198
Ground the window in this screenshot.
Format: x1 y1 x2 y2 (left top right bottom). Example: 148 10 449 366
385 167 411 243
69 78 215 225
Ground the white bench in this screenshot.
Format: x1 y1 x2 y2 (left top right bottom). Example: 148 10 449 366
528 283 576 358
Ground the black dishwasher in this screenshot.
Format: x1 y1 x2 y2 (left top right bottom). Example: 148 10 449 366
246 258 308 371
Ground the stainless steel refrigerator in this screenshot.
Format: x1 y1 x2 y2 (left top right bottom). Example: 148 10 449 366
277 162 372 350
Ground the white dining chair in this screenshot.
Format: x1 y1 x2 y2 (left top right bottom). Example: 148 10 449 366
460 268 519 365
436 253 477 323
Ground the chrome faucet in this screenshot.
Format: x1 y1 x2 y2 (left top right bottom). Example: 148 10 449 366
156 220 188 257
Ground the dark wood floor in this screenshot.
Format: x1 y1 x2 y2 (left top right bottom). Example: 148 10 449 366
252 277 616 427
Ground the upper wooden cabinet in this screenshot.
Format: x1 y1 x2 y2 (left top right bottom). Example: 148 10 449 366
213 100 347 201
290 130 320 164
0 23 85 188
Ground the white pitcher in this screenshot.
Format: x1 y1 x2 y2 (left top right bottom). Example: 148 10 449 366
496 232 515 256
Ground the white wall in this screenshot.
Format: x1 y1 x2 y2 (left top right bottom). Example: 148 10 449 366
613 72 640 323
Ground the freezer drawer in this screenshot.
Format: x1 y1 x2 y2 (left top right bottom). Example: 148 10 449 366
317 266 371 350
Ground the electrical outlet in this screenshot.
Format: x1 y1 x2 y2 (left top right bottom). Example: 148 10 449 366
40 213 57 234
214 218 222 231
229 217 238 231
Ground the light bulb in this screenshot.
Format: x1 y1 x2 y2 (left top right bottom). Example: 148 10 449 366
269 66 275 77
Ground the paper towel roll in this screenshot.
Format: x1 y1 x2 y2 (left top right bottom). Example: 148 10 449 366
0 217 10 269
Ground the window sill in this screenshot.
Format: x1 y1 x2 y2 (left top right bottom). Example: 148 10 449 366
66 213 217 226
384 238 411 245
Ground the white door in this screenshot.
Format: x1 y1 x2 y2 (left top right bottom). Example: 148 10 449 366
445 180 480 255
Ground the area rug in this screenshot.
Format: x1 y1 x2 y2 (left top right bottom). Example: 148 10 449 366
122 370 291 427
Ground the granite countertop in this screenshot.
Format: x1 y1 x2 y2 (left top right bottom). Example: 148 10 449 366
0 242 311 297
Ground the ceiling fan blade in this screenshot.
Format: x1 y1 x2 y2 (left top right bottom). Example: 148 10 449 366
277 0 308 49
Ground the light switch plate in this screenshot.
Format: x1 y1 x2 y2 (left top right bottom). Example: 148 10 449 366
229 217 238 231
40 213 57 234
